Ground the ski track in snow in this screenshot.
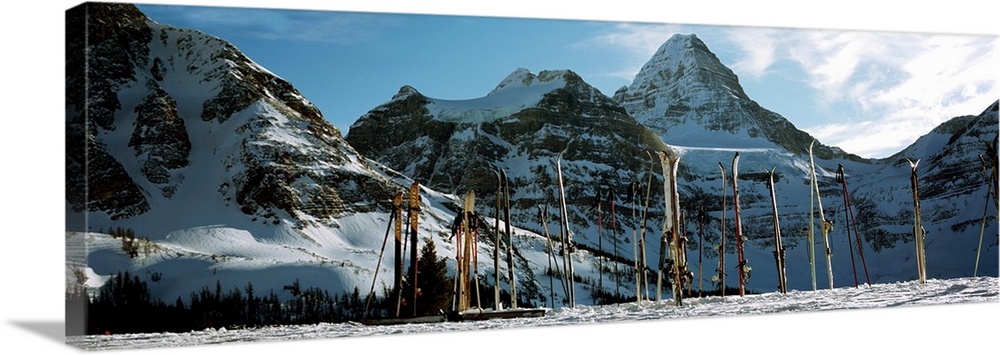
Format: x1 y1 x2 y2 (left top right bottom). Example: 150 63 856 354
66 276 998 350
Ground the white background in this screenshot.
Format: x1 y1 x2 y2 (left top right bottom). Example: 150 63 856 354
1 1 997 354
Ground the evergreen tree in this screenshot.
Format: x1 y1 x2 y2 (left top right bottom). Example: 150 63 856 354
403 239 453 316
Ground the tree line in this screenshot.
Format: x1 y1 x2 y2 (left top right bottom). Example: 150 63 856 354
65 238 475 335
66 271 384 335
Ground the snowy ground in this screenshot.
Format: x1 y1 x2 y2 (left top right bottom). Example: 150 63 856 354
66 276 998 351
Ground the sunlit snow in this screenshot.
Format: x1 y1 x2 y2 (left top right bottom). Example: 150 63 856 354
66 276 998 350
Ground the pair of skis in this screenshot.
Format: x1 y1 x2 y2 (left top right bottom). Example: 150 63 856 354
714 163 727 297
555 153 576 307
808 141 835 290
731 153 751 296
710 155 752 298
628 180 649 304
908 159 928 284
809 142 876 289
766 167 788 294
491 168 518 309
655 149 690 305
452 191 481 313
362 182 421 320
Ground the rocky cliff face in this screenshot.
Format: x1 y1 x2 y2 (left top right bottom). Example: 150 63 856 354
851 101 999 264
348 33 998 293
66 4 567 309
347 68 668 241
66 3 153 220
614 34 862 161
65 3 399 234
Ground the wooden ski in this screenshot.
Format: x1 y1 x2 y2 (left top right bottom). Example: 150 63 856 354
716 163 726 297
658 149 687 306
609 188 621 298
908 159 927 284
629 181 642 304
556 152 575 307
809 140 834 290
766 167 787 294
538 205 564 308
501 169 517 309
407 182 421 317
491 168 502 310
975 155 994 277
732 152 747 297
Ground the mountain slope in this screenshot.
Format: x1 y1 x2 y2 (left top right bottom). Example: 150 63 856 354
347 68 669 236
614 34 863 161
66 4 615 314
349 33 999 297
65 3 456 306
849 101 999 279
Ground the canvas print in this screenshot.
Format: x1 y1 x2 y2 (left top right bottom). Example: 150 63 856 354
65 1 999 351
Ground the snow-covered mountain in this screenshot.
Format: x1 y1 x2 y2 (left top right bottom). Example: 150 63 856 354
67 4 623 313
65 3 474 305
66 3 996 313
348 32 999 296
614 34 862 160
851 102 999 279
347 67 668 252
606 33 999 293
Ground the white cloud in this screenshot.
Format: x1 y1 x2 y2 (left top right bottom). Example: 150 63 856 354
714 28 998 157
569 22 997 158
573 23 684 81
725 29 778 80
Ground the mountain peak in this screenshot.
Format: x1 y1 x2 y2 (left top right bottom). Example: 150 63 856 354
630 33 748 102
659 33 704 49
614 33 861 162
488 68 578 96
392 85 423 101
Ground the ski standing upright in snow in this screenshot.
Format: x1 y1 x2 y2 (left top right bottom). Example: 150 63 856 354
492 168 502 310
658 149 688 306
609 187 621 298
809 141 834 290
501 169 517 309
556 152 576 307
407 182 421 317
975 155 995 277
732 152 748 297
908 159 927 284
698 204 704 298
452 191 477 313
595 185 604 304
715 163 727 297
766 167 787 294
629 181 643 304
394 190 405 317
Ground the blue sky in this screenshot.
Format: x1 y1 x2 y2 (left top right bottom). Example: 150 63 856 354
135 1 998 159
